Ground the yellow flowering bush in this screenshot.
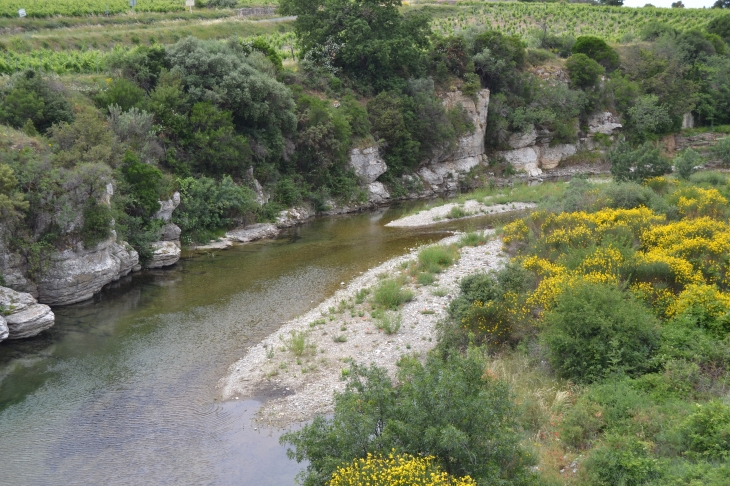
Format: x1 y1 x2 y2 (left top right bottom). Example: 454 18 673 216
671 187 728 220
328 452 477 486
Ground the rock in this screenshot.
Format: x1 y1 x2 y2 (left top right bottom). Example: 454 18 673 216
417 166 444 187
439 89 490 162
0 316 7 342
682 112 695 129
277 206 315 228
154 192 181 222
499 147 542 177
349 146 387 184
587 112 622 135
252 178 269 205
194 240 233 251
160 223 182 242
508 126 538 149
226 223 280 243
0 285 54 339
367 182 390 204
36 234 139 306
147 241 181 269
539 144 577 170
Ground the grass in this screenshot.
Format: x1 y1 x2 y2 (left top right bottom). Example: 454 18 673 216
333 334 347 343
447 205 467 219
417 272 436 286
372 278 414 310
376 311 402 335
418 245 458 274
458 231 488 247
282 330 314 357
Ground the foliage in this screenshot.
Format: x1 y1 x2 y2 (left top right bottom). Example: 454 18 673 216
711 136 730 164
80 199 113 248
280 0 431 91
674 148 702 180
173 175 256 243
0 0 192 17
565 53 604 89
372 279 414 310
609 142 672 182
0 70 74 133
329 452 476 486
281 351 536 486
0 162 29 224
121 151 162 218
95 78 146 112
571 35 619 71
583 434 660 486
678 401 730 460
543 280 661 383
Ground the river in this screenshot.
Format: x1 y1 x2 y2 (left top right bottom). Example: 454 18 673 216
0 201 524 486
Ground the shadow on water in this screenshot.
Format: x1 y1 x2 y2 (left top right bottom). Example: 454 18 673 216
0 201 524 485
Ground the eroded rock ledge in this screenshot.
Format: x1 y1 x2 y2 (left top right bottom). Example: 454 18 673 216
0 286 55 341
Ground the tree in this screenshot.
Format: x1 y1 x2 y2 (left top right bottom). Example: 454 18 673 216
674 148 702 180
707 15 730 43
627 94 674 140
671 1 685 7
713 0 730 8
0 70 74 133
609 141 672 182
566 53 605 89
598 0 624 5
281 350 536 486
572 36 619 71
279 0 431 92
0 163 29 224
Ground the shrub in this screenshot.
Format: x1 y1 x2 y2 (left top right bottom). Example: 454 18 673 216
566 53 605 89
376 311 402 335
95 78 146 112
678 401 730 460
689 171 727 186
121 151 162 218
458 232 487 247
329 452 476 486
281 351 536 486
372 279 414 310
583 434 660 486
711 136 730 165
543 281 661 383
572 35 619 71
609 142 672 183
80 199 113 248
0 70 74 133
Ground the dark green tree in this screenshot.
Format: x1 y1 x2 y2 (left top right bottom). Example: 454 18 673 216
280 0 431 91
609 141 672 182
572 36 620 71
566 53 605 89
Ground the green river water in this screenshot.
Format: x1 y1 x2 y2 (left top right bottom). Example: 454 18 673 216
0 203 517 485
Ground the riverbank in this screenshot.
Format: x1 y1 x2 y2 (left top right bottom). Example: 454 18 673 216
385 200 536 228
219 230 507 426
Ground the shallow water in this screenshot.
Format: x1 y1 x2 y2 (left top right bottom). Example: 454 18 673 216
0 202 514 486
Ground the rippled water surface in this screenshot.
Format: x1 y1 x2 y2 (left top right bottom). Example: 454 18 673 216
0 203 514 485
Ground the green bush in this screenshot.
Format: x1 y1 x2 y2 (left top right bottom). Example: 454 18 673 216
608 142 672 183
572 35 619 71
566 53 605 89
121 151 162 218
543 281 661 383
80 199 113 248
95 78 146 112
673 148 703 180
583 434 660 486
678 401 730 460
689 170 728 186
711 136 730 165
0 70 74 133
372 279 414 310
281 351 536 486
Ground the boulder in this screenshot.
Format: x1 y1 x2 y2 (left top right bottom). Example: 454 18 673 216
154 192 181 222
508 126 538 149
587 112 622 135
367 182 391 204
0 316 7 342
539 144 577 170
226 223 280 243
439 89 490 162
147 241 181 269
0 285 54 339
277 206 315 228
349 146 387 184
36 234 139 306
499 147 542 177
160 223 182 242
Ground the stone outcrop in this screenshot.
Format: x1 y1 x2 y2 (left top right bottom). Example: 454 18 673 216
36 233 139 306
367 182 391 204
148 192 182 268
1 285 55 340
588 112 622 135
277 206 315 228
349 146 387 184
226 223 280 243
147 241 181 269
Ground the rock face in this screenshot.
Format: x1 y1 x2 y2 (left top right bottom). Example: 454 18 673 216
1 285 55 340
349 146 387 184
277 206 315 228
367 182 391 204
36 234 139 306
587 112 622 135
153 192 181 222
0 316 8 341
147 192 182 268
147 241 181 269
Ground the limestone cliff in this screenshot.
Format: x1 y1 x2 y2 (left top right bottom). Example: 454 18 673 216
0 285 55 340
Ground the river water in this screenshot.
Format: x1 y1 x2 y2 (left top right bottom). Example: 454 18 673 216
0 203 515 485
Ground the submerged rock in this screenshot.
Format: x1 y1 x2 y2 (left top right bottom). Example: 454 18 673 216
0 285 54 339
226 223 279 243
36 234 139 306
